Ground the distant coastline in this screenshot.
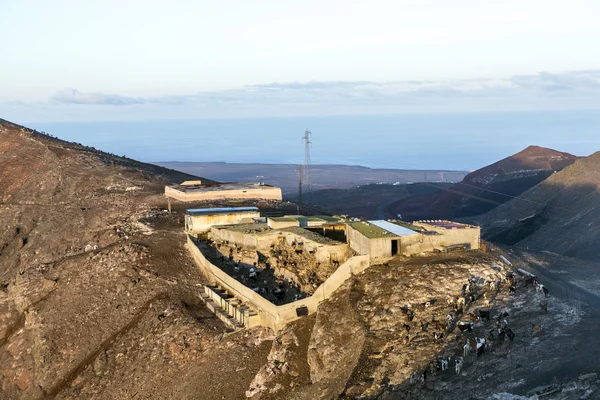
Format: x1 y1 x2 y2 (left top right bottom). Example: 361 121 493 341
155 161 468 196
31 110 600 171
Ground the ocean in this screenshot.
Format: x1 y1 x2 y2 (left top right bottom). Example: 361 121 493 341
31 110 600 171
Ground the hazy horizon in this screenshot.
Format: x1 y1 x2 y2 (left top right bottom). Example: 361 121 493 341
30 109 600 171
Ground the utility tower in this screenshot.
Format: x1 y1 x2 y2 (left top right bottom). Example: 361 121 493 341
302 129 312 200
297 164 303 204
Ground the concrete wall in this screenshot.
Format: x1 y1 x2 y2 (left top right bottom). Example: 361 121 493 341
166 185 283 201
346 224 400 260
267 219 300 229
399 228 480 255
185 211 261 234
187 235 369 331
369 237 395 259
279 231 350 264
273 254 370 325
209 226 280 250
346 224 372 256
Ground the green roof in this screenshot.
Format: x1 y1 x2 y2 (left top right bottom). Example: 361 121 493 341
348 221 395 239
314 215 342 223
270 217 297 222
293 216 322 222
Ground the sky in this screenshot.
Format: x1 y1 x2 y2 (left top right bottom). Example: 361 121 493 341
2 0 600 122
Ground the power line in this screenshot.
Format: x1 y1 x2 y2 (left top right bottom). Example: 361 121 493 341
422 183 505 207
421 182 582 215
451 180 572 210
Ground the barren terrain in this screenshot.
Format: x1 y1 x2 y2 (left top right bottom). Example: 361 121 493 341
2 119 598 400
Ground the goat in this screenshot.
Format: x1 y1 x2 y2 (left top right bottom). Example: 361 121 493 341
477 309 491 321
440 358 449 371
463 341 473 357
525 277 537 287
531 322 542 335
457 322 473 333
505 328 515 341
476 337 486 356
539 302 548 313
455 357 464 374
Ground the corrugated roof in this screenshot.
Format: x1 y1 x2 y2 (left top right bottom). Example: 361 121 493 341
186 207 259 215
368 220 418 237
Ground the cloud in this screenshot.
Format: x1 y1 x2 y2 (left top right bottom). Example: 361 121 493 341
3 69 594 122
51 88 145 105
509 70 600 92
48 70 600 109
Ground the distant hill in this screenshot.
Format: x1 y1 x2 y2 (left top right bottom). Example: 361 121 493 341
387 146 578 221
469 151 600 261
155 161 468 197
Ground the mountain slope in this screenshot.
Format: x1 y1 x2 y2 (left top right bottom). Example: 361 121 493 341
387 145 578 221
471 151 600 261
0 119 274 399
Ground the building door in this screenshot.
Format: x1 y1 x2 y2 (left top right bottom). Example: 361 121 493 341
391 240 399 256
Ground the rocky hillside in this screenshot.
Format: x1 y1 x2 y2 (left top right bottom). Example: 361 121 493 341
0 119 276 399
471 151 600 261
388 146 578 221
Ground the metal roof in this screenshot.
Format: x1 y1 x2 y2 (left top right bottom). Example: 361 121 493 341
368 220 418 237
186 207 259 216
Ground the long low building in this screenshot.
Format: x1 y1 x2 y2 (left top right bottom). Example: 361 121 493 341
165 180 282 201
347 219 480 259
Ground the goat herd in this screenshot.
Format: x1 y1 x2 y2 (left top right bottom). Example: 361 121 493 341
409 267 550 386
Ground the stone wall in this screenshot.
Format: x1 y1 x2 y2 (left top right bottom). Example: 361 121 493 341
187 235 369 331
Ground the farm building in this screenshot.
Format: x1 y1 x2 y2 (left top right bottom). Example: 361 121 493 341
165 181 282 202
346 219 480 259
